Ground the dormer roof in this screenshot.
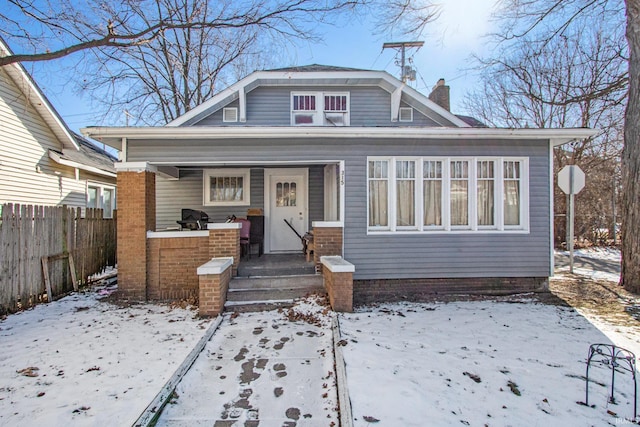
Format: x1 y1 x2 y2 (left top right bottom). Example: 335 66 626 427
166 66 471 128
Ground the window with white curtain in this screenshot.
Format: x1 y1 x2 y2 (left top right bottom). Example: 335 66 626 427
423 160 442 227
504 160 521 226
450 160 469 227
396 160 416 227
368 160 389 228
367 157 528 233
477 160 495 227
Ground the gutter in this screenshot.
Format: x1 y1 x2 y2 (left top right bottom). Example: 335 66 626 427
82 126 599 151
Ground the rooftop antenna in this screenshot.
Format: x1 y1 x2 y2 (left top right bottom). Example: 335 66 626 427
382 41 424 83
124 109 134 126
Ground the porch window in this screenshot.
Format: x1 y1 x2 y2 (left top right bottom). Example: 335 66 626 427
203 168 251 206
367 156 529 233
368 160 389 228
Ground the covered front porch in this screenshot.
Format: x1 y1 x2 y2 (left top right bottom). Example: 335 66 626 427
115 160 354 315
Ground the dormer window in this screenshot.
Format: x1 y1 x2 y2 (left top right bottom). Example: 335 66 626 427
291 92 349 126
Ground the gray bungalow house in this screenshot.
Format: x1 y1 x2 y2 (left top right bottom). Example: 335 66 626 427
83 65 595 312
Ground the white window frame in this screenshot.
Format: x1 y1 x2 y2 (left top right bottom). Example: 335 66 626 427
422 158 446 230
394 158 419 230
223 107 238 122
291 91 350 126
367 158 391 231
87 183 116 218
366 156 529 234
203 168 251 206
503 158 528 230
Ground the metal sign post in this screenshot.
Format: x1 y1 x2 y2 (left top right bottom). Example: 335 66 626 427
558 165 586 274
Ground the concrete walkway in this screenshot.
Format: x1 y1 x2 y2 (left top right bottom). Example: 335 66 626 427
154 304 338 426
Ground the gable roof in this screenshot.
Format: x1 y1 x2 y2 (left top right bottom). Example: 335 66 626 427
166 66 471 128
0 37 79 151
266 64 368 72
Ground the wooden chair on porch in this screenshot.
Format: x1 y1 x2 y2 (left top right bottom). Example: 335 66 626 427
235 218 251 259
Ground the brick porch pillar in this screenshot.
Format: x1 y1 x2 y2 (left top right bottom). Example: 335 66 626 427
115 163 156 299
312 221 344 272
208 222 241 276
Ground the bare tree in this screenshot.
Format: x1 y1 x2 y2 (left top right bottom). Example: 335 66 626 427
0 0 439 66
472 0 640 293
464 23 626 248
622 0 640 292
0 0 440 124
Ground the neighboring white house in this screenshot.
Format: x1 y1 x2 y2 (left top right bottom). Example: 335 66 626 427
0 38 117 216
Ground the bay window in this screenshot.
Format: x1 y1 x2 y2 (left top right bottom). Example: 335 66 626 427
367 157 528 233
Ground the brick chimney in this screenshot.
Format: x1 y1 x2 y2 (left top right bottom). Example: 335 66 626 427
428 78 450 111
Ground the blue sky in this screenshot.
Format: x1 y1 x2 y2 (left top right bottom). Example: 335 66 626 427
20 0 498 133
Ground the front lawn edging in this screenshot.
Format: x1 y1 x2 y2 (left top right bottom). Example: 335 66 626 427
133 315 224 426
332 313 354 427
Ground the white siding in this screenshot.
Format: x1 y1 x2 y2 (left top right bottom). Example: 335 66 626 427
0 67 86 208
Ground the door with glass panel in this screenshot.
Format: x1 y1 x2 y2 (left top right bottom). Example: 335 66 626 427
267 169 307 252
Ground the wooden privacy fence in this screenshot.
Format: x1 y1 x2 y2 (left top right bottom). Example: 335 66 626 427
0 203 116 315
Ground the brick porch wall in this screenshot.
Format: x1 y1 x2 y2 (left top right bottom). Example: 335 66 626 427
116 170 156 299
208 224 241 276
321 256 354 313
199 266 232 317
322 266 354 312
313 224 343 271
353 277 549 305
147 236 210 301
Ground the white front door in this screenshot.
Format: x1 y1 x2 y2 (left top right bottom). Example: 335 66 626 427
266 168 308 253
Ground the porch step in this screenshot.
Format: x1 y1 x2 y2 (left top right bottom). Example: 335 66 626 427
225 274 325 313
229 274 323 290
236 253 315 277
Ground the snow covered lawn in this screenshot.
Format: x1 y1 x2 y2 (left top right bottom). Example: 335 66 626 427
339 299 638 426
0 287 211 426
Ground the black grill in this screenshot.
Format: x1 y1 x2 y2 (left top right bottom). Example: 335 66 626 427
176 209 210 230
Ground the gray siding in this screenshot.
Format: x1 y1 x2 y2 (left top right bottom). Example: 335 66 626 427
131 137 550 280
156 166 324 231
156 168 264 229
194 86 439 127
308 165 324 228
